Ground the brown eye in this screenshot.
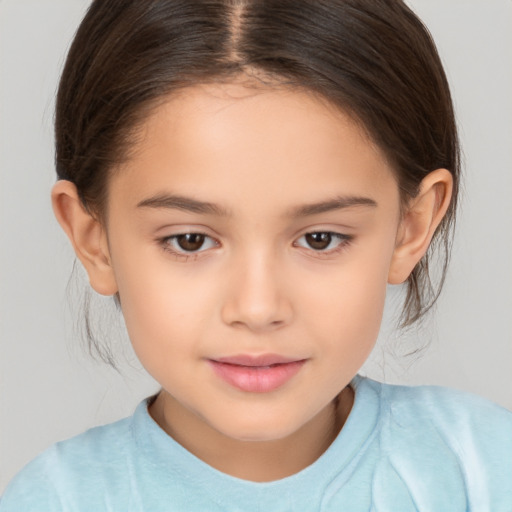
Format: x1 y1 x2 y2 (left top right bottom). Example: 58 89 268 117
162 233 218 257
175 233 206 251
305 232 332 250
295 231 351 253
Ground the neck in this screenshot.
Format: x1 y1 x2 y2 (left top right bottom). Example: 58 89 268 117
148 386 354 482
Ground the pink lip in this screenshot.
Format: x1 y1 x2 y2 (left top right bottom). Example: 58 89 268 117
208 354 307 393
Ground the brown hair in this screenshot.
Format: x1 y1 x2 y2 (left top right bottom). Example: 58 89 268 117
55 0 460 363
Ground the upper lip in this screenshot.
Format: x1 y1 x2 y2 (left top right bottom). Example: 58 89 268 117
211 354 306 367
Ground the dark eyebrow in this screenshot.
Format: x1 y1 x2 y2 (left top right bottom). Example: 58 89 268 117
137 193 377 217
288 196 378 217
137 194 230 216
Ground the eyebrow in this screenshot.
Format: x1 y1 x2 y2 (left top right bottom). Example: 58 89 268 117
136 193 377 217
137 194 230 216
288 195 378 217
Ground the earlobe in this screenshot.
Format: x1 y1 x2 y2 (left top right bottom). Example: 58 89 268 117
51 180 118 296
388 168 453 285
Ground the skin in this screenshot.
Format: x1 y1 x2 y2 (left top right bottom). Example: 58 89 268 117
52 80 452 482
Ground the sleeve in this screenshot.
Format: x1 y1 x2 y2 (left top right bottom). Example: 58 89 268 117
0 450 64 512
422 387 512 511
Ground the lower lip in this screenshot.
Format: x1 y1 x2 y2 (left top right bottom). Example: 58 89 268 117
208 360 306 393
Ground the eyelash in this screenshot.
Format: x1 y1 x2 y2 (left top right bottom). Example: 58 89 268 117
293 232 352 258
159 231 353 261
159 233 217 261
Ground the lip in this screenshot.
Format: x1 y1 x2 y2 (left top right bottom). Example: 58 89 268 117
214 354 302 367
208 354 307 393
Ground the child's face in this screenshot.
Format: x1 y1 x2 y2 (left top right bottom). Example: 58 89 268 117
105 82 402 441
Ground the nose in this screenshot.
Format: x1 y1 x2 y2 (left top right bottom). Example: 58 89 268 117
220 250 293 332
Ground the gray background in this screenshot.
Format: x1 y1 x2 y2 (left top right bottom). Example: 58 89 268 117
1 0 511 493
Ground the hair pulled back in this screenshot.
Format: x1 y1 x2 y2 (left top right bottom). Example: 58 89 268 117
56 0 460 360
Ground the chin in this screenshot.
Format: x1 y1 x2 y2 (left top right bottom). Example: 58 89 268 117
210 412 301 443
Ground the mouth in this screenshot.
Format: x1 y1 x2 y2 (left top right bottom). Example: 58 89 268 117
208 354 307 393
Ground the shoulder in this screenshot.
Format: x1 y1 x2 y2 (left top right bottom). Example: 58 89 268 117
0 411 135 511
364 376 512 451
373 377 512 438
357 375 512 449
358 377 512 507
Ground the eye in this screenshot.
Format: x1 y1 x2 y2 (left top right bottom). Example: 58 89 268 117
163 233 218 254
294 231 351 252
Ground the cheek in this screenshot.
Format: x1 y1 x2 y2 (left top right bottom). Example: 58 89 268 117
299 239 394 356
111 249 216 358
310 273 386 346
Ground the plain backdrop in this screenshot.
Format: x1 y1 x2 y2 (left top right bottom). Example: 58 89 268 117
1 0 511 493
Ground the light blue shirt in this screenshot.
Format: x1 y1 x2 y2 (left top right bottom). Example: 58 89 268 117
1 375 511 511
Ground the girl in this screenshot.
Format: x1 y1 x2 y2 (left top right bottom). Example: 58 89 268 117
1 0 511 510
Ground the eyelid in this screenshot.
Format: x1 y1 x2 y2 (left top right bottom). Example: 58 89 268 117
293 231 353 256
157 228 352 261
159 232 219 259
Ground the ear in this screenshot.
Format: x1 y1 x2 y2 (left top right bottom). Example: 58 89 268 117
51 180 118 296
388 168 453 285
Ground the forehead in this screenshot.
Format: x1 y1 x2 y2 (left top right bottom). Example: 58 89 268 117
140 81 377 159
110 82 398 213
